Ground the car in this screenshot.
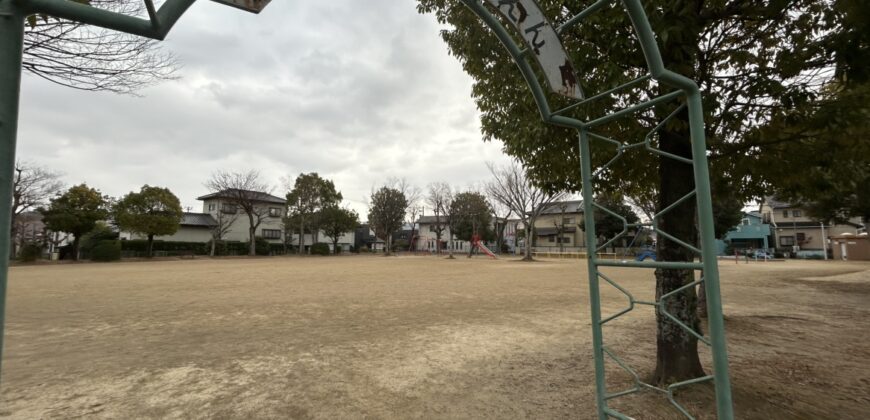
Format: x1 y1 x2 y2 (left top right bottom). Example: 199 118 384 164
749 249 773 259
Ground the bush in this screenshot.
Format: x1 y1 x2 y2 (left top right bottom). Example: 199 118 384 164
392 239 408 252
18 243 43 262
91 240 121 262
121 239 209 256
81 224 118 256
311 242 330 256
248 237 271 256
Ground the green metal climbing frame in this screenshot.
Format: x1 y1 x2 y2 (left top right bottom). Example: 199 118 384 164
459 0 734 419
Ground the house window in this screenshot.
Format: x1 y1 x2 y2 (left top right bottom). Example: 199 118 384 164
262 229 281 239
558 236 572 244
782 210 789 218
780 236 795 246
796 232 806 243
563 217 575 225
793 210 802 217
221 204 237 214
269 207 283 217
548 236 555 243
208 203 216 211
741 218 750 226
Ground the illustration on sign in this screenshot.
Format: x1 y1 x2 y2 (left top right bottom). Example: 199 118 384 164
486 0 583 99
210 0 272 13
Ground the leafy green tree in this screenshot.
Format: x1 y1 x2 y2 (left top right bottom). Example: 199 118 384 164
417 0 857 383
286 173 343 255
450 191 493 242
368 187 407 256
40 184 109 260
593 195 640 243
113 185 183 258
319 205 359 254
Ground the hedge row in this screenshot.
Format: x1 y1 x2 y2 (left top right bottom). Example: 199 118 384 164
119 239 292 256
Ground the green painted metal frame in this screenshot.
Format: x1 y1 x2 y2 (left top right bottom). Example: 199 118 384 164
0 0 731 418
459 0 733 419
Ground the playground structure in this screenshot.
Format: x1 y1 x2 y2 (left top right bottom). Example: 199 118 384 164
473 239 498 259
0 1 731 419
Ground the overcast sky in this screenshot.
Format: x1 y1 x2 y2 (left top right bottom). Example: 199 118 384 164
17 0 514 216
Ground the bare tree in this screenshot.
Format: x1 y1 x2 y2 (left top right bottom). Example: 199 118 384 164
11 161 64 257
208 208 238 257
488 195 512 254
426 182 450 254
485 161 567 261
551 202 569 253
205 170 273 256
23 0 178 94
386 178 422 252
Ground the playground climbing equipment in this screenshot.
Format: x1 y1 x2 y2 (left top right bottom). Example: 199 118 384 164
458 1 733 419
0 1 731 418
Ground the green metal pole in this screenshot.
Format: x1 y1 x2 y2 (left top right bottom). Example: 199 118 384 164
686 91 734 419
578 128 608 420
0 0 26 383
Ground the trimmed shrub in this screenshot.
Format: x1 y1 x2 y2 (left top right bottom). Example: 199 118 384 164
392 239 408 252
248 237 271 256
81 225 119 256
91 240 121 262
121 239 211 256
19 243 43 262
311 242 330 256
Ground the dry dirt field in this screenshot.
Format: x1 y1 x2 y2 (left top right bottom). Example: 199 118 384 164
1 255 868 419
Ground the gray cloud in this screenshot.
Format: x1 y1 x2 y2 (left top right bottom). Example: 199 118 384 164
16 0 513 215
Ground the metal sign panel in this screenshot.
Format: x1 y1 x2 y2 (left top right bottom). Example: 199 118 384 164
486 0 583 99
210 0 271 13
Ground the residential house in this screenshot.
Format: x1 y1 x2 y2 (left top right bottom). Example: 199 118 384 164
531 200 586 250
715 211 772 255
354 224 385 252
414 215 501 253
760 196 865 257
197 189 286 244
144 212 217 243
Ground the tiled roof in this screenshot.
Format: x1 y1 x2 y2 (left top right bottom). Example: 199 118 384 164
763 196 793 209
537 200 584 214
197 189 285 205
180 212 218 227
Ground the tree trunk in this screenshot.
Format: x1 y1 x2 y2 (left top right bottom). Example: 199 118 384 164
447 233 455 259
71 235 80 261
299 217 305 255
9 222 17 259
523 220 533 261
210 238 216 257
651 110 705 385
333 239 339 254
248 216 257 256
147 234 154 258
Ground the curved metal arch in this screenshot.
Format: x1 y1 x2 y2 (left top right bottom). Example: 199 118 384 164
460 1 733 419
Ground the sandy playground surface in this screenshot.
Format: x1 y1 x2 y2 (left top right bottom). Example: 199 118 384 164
1 255 868 419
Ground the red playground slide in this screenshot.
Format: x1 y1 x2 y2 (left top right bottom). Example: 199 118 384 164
475 241 498 259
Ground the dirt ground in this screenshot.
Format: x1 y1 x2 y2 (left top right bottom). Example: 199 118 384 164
0 255 868 419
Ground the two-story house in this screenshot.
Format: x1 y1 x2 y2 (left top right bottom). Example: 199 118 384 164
531 200 586 250
715 211 772 255
760 196 865 257
197 189 286 244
